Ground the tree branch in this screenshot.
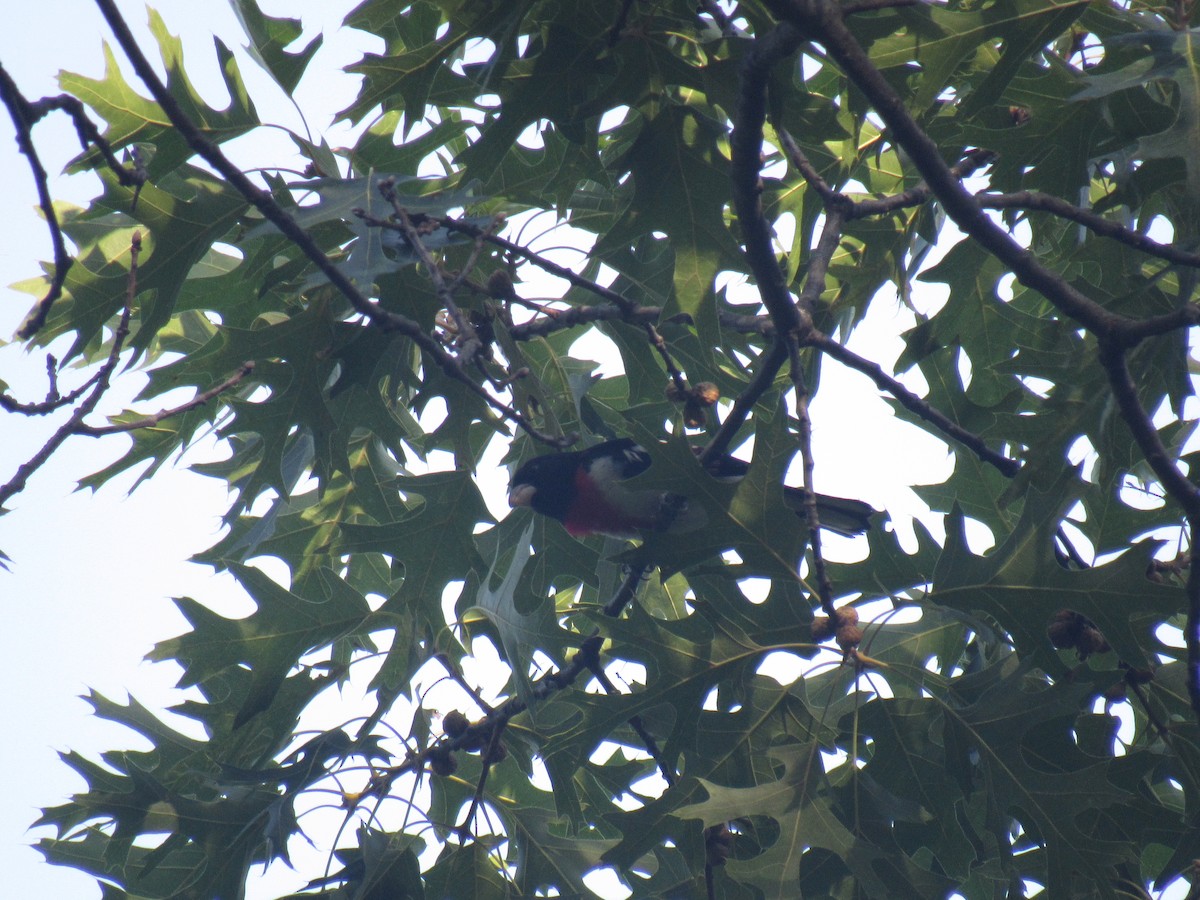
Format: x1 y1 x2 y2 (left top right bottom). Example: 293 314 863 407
764 0 1199 348
730 22 809 337
812 334 1021 477
73 362 256 437
1 232 141 508
437 214 693 394
979 190 1200 270
0 61 145 340
91 0 565 448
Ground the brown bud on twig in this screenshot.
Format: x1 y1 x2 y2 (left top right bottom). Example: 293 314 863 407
666 381 721 427
692 382 720 406
1125 666 1155 685
487 269 517 300
1101 681 1127 703
1047 609 1082 649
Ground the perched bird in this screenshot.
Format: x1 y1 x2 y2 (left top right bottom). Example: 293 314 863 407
507 438 873 539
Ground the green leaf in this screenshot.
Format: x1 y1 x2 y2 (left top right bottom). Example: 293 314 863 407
229 0 324 95
62 8 259 178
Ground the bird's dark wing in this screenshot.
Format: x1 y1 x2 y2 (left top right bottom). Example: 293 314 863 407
578 438 651 479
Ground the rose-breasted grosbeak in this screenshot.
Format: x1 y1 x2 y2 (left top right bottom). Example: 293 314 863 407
507 438 873 539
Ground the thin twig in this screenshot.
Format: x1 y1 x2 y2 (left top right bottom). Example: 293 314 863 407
0 232 141 508
811 333 1021 477
604 565 654 618
698 0 740 37
784 202 849 614
0 63 145 340
781 125 1200 272
455 721 507 841
764 0 1200 347
842 0 919 13
979 190 1200 269
702 340 790 464
1054 525 1091 569
376 634 604 793
73 362 256 436
91 0 566 448
787 338 835 614
433 653 496 716
606 0 638 46
439 216 639 316
0 362 103 415
380 182 485 366
587 662 676 787
436 213 691 387
1097 340 1200 519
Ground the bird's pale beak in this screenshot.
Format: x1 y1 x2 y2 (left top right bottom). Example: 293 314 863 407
508 484 537 508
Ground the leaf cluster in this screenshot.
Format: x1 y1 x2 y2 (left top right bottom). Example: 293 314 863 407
7 0 1200 898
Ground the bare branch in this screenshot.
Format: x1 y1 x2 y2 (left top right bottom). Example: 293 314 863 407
1 232 141 508
1097 340 1200 519
702 340 789 464
0 358 104 416
1184 545 1200 718
379 178 486 367
842 0 919 13
730 22 809 337
586 661 676 787
787 337 835 614
73 362 255 437
0 62 145 340
440 215 639 316
979 190 1200 270
698 0 741 37
763 0 1199 347
606 0 638 47
91 0 568 448
812 333 1021 477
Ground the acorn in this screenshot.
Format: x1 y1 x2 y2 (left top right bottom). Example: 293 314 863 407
1047 610 1082 649
835 624 864 652
692 382 720 406
1076 626 1111 658
443 710 470 738
811 616 834 642
1101 681 1127 703
428 747 458 777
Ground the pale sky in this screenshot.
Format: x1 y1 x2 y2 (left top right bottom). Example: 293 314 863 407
0 3 369 896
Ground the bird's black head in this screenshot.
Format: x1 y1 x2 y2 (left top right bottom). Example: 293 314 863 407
507 452 579 522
